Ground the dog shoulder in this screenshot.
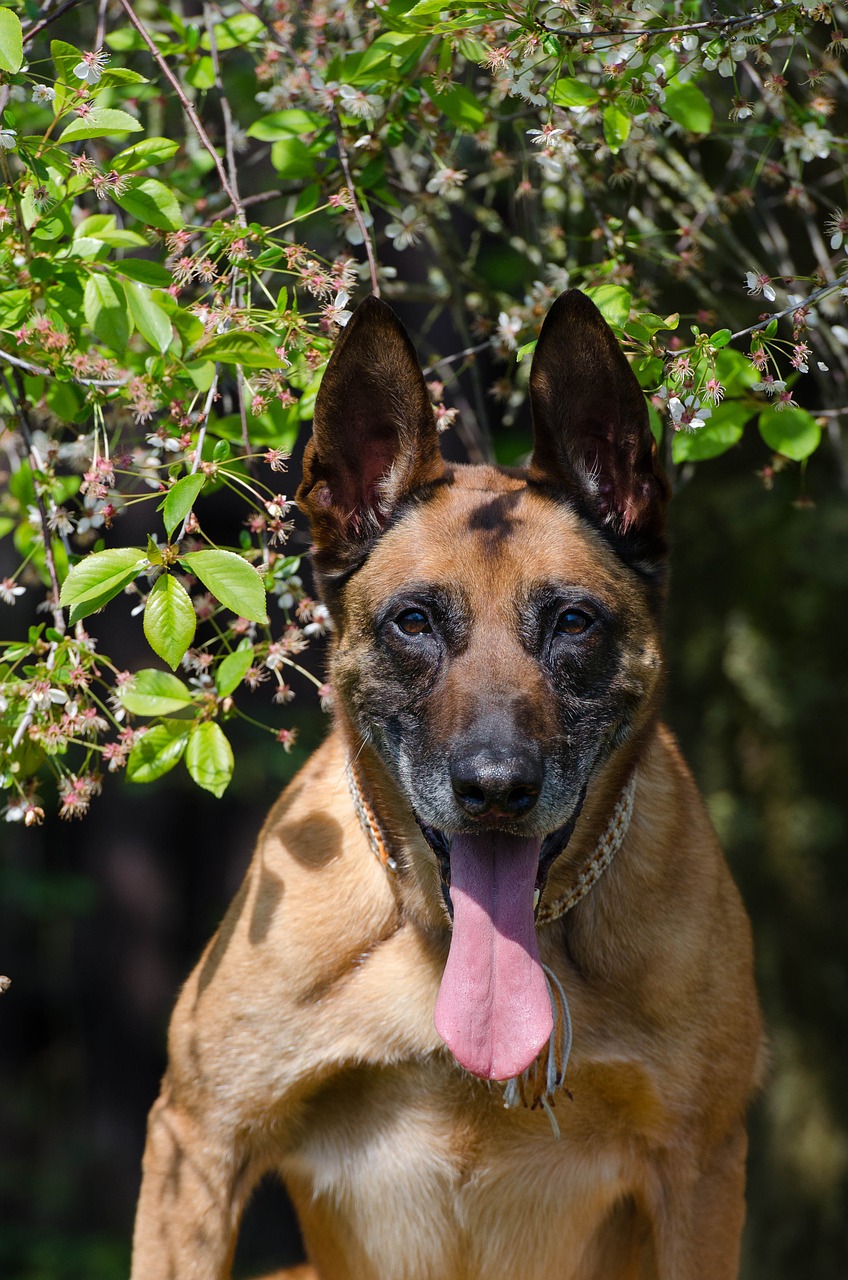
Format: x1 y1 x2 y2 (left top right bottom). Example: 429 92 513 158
164 733 443 1117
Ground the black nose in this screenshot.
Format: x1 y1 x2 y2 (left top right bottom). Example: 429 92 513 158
451 745 542 818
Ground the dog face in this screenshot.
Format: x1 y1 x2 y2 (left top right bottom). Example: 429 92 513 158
297 292 671 1078
298 291 668 848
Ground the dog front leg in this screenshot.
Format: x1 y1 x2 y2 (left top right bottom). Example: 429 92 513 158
131 1087 252 1280
650 1127 748 1280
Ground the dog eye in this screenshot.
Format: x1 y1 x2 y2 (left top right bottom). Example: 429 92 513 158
395 608 432 636
555 608 594 636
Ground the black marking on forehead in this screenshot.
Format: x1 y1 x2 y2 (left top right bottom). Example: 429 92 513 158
465 489 524 543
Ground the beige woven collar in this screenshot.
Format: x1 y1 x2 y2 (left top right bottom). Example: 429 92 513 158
345 756 637 925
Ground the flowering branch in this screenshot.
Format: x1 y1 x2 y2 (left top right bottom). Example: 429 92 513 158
332 114 381 297
116 0 240 212
2 370 66 635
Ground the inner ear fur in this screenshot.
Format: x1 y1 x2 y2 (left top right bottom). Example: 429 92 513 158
528 290 670 569
296 297 444 568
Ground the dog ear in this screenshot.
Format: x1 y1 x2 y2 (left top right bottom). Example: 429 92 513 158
296 296 444 567
528 290 670 567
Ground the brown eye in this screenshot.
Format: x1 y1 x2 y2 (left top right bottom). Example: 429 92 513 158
395 608 432 636
555 608 593 636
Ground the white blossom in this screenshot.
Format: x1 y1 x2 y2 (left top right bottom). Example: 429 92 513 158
338 84 384 122
385 205 425 251
668 395 712 431
745 271 777 303
73 49 110 85
785 121 832 163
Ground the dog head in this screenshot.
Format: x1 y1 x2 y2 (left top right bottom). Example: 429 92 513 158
297 292 670 1079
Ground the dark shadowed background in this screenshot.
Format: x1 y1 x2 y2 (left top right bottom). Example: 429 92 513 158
2 402 847 1279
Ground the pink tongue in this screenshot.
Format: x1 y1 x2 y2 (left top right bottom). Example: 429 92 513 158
434 833 552 1080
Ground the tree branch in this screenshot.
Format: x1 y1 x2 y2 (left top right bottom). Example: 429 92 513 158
116 0 241 213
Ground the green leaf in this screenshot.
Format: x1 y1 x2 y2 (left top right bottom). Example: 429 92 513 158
116 258 173 287
59 547 147 615
584 284 631 330
59 109 143 143
602 104 631 153
179 550 267 622
143 574 197 670
758 406 821 461
163 473 206 539
0 289 30 328
551 77 599 107
515 339 537 363
84 274 131 352
98 67 150 87
186 721 234 797
51 39 84 84
112 137 180 173
215 639 254 697
185 56 216 90
0 7 24 73
710 329 732 349
194 330 287 369
200 12 265 49
672 403 750 463
270 137 318 180
114 179 183 231
664 81 713 134
120 669 194 716
423 78 485 130
246 109 327 141
126 721 191 784
126 280 172 353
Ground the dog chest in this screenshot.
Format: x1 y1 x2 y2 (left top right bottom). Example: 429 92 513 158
279 1057 659 1280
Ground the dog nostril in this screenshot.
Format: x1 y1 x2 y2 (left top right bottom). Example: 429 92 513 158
454 783 488 812
506 785 538 816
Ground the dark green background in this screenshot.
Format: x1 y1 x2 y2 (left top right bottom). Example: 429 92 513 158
2 422 847 1278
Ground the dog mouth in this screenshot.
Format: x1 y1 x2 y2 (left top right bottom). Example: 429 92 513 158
414 805 584 1083
417 800 584 922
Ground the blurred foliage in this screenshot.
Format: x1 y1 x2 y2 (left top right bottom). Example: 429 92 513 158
0 0 846 1277
1 0 848 819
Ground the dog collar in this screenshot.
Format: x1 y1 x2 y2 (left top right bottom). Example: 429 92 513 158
344 754 637 926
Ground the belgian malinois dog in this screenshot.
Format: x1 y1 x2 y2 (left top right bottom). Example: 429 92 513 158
131 292 763 1279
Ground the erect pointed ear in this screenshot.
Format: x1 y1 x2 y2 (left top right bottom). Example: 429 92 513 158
528 290 670 570
296 296 445 574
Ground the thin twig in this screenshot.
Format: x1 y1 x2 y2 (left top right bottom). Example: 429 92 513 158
95 0 109 53
203 1 246 227
232 0 381 295
332 115 380 296
537 4 809 42
176 375 219 542
212 189 283 223
728 281 844 345
22 0 84 44
116 0 241 212
2 370 66 634
0 348 124 388
422 340 492 377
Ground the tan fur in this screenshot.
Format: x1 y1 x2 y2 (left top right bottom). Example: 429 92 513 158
131 298 763 1280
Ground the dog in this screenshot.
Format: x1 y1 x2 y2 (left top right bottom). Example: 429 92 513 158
131 291 764 1279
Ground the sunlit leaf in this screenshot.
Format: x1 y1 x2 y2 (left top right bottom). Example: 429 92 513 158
143 574 197 669
162 473 206 540
186 721 234 797
120 670 195 716
179 550 267 622
215 639 255 697
127 721 192 784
